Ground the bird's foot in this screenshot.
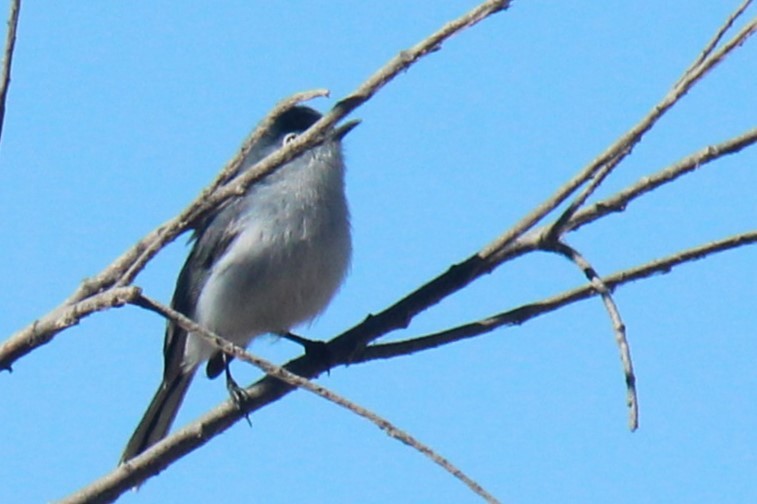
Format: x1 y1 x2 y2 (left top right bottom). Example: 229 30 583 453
225 365 252 427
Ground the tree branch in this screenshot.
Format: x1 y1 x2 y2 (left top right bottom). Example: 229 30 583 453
545 241 638 431
60 294 500 504
0 286 140 373
678 0 754 87
547 9 757 241
354 230 757 363
0 0 20 147
568 126 757 233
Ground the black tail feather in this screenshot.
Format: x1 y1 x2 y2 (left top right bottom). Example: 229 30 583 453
120 370 195 464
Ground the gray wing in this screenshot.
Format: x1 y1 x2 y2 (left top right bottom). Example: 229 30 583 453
162 198 247 381
122 199 248 461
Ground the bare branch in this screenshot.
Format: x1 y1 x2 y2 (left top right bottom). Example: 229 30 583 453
135 295 499 504
0 286 140 373
0 0 20 147
323 126 757 365
338 116 757 364
546 7 757 241
60 294 500 504
311 123 757 368
356 230 757 363
679 0 754 86
545 241 638 431
569 126 757 233
334 0 511 116
673 14 757 94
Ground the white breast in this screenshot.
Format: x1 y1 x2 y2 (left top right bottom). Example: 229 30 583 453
183 144 351 369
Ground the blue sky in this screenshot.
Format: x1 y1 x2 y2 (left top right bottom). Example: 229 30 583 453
1 1 756 503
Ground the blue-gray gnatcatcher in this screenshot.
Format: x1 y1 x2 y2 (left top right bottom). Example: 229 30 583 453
121 105 357 462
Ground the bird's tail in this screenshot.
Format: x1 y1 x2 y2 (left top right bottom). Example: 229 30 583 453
120 370 195 464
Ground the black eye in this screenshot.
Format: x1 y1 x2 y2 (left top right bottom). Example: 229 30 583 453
282 132 298 146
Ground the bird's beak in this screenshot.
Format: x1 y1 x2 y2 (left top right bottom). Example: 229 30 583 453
332 119 361 140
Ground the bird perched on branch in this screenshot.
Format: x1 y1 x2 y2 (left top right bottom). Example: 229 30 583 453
121 105 357 462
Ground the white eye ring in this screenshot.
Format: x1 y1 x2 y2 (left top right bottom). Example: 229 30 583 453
282 132 298 146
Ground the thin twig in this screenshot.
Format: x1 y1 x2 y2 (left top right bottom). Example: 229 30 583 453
671 14 757 97
545 241 638 431
0 0 21 147
546 151 627 242
334 0 511 116
678 0 754 86
65 294 500 504
0 286 141 373
356 230 757 363
547 5 757 241
568 126 757 233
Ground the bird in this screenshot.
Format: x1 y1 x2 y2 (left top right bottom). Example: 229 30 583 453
121 105 357 463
